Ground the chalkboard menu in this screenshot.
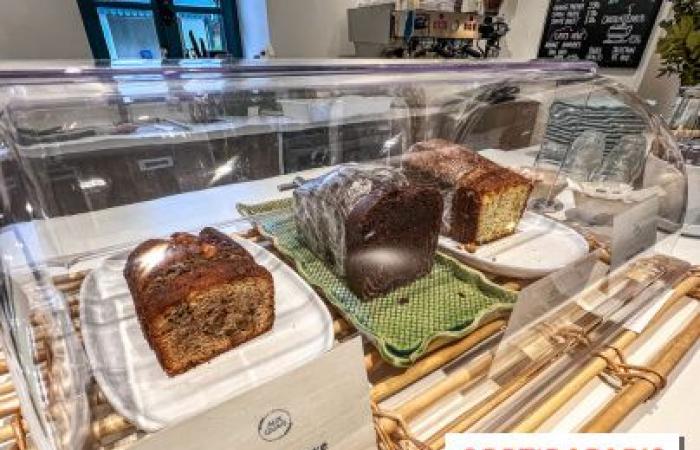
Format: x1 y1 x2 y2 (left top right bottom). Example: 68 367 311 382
538 0 663 68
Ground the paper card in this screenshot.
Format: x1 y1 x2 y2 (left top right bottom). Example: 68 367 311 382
488 250 608 381
611 195 659 269
132 338 377 450
501 250 608 342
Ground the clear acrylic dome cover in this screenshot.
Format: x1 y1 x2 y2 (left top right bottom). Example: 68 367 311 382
0 59 688 450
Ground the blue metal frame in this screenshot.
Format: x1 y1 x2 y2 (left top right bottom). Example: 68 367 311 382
76 0 242 59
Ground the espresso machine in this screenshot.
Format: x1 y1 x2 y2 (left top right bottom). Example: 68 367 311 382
347 3 508 59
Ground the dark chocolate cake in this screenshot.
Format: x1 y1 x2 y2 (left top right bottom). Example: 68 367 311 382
293 165 443 299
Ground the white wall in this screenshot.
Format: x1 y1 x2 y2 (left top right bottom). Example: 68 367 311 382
238 0 271 58
266 0 356 57
501 0 679 116
0 0 92 59
499 0 549 62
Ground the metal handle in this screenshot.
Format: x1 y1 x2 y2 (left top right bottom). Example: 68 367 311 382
137 156 174 172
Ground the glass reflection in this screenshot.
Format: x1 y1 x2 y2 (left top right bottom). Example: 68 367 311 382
98 7 160 59
178 12 225 57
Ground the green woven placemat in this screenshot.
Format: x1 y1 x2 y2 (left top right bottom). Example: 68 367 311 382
238 199 516 367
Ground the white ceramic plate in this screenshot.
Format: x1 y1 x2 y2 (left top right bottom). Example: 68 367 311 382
80 236 334 432
438 211 589 279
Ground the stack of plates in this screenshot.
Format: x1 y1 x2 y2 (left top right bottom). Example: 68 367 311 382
544 100 646 154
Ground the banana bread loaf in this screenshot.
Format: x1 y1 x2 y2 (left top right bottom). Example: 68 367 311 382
294 165 443 299
124 227 274 376
402 139 532 245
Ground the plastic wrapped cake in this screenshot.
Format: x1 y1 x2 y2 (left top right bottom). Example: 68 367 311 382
293 165 443 298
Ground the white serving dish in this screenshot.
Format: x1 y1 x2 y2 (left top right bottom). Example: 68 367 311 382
80 236 334 432
438 211 589 278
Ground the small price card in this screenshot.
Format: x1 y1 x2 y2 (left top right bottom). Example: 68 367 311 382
133 338 376 450
611 194 659 269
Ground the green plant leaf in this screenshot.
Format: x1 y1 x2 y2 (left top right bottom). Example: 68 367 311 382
688 31 700 51
656 0 699 85
679 16 693 35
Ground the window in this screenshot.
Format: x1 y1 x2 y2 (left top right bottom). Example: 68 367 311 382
178 12 226 56
97 7 160 59
77 0 242 59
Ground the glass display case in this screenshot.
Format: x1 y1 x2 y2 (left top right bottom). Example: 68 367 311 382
0 59 694 450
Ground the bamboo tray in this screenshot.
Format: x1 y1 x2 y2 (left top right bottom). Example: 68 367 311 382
0 230 697 450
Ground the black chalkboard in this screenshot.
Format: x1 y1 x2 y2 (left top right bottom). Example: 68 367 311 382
537 0 663 68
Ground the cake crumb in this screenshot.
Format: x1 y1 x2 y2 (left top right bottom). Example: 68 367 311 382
459 243 478 253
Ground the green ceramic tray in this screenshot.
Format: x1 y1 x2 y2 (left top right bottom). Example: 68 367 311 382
238 199 516 367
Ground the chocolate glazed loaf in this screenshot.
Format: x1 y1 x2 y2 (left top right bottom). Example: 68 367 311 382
402 139 532 245
293 165 443 299
124 227 274 376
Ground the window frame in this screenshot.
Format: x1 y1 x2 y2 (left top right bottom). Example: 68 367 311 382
77 0 242 60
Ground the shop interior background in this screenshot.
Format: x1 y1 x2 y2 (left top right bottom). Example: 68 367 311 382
0 0 680 117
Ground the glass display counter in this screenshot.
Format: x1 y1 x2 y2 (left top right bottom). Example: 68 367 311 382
0 59 696 450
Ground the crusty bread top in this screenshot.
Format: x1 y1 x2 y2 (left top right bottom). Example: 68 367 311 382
403 139 531 193
124 227 271 331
